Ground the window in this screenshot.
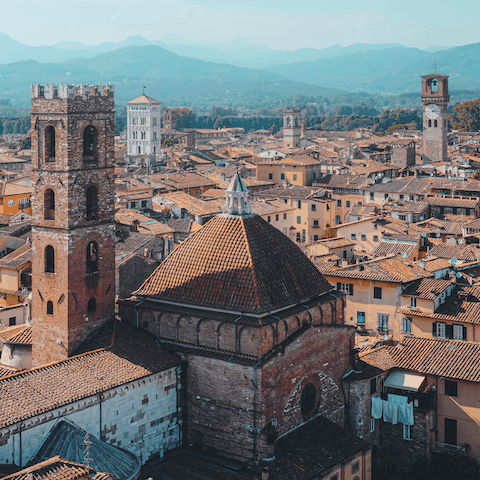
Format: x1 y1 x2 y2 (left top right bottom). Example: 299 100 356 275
46 301 53 315
378 313 388 334
88 297 96 312
87 241 98 275
297 201 301 208
283 213 287 220
337 200 342 207
300 383 316 416
352 462 359 474
330 475 338 480
351 233 356 240
141 200 148 208
297 216 301 224
313 220 319 228
370 418 375 433
384 194 389 200
337 283 353 296
453 324 466 341
445 380 457 397
403 424 412 441
434 119 438 128
357 311 365 324
370 192 374 200
267 216 271 222
433 322 446 338
445 418 457 445
130 201 137 208
313 235 318 241
361 234 366 241
373 235 379 242
83 125 98 158
346 200 351 207
45 125 55 160
44 189 55 220
410 297 417 308
402 317 412 333
302 230 306 243
370 378 377 395
86 186 98 221
268 173 273 179
8 317 16 326
336 215 341 224
374 224 378 229
45 245 55 273
275 214 279 221
374 287 382 299
7 199 14 207
311 204 316 211
293 174 297 181
296 232 301 242
281 173 285 180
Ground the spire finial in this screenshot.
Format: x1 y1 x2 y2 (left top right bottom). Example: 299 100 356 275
222 172 251 216
434 61 437 73
143 85 146 95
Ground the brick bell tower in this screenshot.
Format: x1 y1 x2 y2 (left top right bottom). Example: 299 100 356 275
30 84 116 366
421 73 449 163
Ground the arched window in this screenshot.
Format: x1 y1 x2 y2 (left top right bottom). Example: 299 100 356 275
301 383 316 416
138 146 141 154
46 301 53 315
428 119 432 127
86 186 98 221
86 241 98 275
434 119 438 128
45 245 55 273
44 189 55 220
88 298 96 312
83 125 98 158
45 126 55 161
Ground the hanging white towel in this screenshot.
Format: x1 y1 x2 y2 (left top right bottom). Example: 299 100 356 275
383 400 398 424
371 396 383 420
388 394 414 426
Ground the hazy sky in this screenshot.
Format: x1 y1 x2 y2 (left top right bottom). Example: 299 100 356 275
3 0 479 50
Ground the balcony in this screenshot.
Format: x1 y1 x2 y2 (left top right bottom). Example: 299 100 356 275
432 442 468 454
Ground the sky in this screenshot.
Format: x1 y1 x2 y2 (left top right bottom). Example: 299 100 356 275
2 0 479 50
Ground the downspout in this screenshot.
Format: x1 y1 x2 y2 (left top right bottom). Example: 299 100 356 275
135 300 145 328
253 359 262 464
19 422 22 466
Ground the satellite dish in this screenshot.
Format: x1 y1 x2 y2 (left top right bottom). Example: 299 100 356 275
383 335 389 340
456 272 462 279
458 239 464 244
401 252 407 258
420 216 424 221
421 231 427 238
450 257 458 266
436 232 440 238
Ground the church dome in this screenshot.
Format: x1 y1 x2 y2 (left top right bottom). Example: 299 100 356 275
135 175 332 314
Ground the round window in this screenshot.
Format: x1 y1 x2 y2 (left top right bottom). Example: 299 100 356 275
301 383 316 416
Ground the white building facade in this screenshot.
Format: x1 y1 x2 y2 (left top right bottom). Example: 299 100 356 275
126 94 162 156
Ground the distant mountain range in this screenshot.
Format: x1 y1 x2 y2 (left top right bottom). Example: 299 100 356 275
0 33 478 109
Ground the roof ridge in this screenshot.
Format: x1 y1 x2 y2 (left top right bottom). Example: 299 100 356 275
240 217 263 312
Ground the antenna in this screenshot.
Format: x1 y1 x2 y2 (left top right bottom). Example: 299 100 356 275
434 61 437 73
143 85 146 95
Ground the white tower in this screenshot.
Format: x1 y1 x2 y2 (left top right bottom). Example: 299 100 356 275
283 109 301 148
126 93 162 157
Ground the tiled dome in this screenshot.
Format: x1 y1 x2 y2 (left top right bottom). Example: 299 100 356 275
135 212 333 314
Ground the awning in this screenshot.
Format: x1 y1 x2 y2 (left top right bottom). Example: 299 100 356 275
384 369 426 392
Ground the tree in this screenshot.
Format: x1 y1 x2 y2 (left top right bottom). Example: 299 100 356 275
176 108 196 130
449 98 480 131
269 124 278 134
410 452 480 480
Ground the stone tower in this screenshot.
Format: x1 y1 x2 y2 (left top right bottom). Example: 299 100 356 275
283 109 301 148
30 84 116 366
162 107 177 131
126 93 162 156
421 73 449 162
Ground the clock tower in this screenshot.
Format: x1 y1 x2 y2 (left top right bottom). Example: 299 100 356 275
421 73 449 162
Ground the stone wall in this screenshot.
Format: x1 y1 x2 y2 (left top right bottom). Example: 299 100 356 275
0 367 181 466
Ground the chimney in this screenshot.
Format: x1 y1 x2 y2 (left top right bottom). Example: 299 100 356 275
132 220 139 232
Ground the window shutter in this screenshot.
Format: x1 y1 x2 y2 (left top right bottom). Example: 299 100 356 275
446 324 453 339
462 326 467 341
432 322 436 336
337 283 341 291
349 284 354 296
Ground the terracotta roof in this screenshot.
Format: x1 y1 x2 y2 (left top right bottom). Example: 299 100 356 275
135 214 333 314
371 242 417 259
2 456 93 480
386 335 480 383
420 256 451 272
126 94 161 104
0 324 31 345
427 196 479 208
0 321 180 428
115 211 174 236
314 236 356 249
268 415 371 480
427 243 480 261
401 278 452 299
0 243 31 270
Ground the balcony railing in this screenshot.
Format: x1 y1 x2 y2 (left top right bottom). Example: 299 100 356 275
433 442 467 454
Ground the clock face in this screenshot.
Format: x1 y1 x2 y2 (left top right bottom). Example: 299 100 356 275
425 104 441 120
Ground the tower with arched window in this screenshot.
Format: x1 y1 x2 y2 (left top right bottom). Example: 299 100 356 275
30 83 116 366
283 109 301 148
421 73 449 163
126 93 162 160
